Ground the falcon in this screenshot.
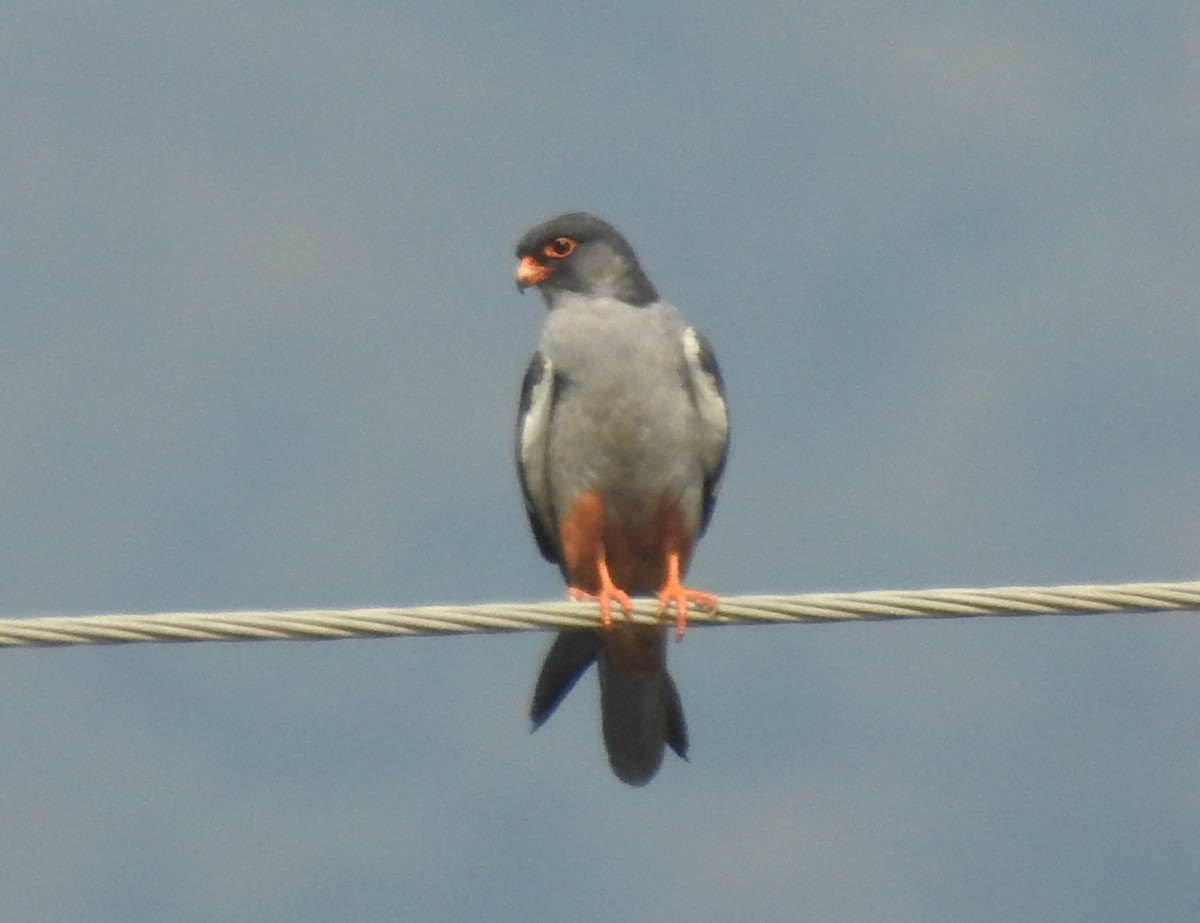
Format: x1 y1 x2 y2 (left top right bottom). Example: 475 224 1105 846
514 212 729 785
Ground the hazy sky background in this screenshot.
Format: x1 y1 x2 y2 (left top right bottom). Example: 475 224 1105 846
3 3 1199 921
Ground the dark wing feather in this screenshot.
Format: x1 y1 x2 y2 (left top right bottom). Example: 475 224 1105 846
530 630 599 728
516 351 561 564
682 328 730 536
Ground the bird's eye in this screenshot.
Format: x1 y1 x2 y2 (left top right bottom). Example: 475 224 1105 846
543 237 577 259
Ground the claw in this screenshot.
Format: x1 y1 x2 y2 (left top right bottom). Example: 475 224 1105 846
656 553 718 638
568 556 633 629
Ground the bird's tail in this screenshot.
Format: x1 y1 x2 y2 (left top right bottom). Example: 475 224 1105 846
597 624 688 786
530 626 688 787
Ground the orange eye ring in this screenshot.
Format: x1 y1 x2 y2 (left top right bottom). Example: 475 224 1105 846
542 237 577 259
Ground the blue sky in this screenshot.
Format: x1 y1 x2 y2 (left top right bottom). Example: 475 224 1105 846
2 3 1199 921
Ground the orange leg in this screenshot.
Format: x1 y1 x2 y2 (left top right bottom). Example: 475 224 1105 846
568 554 633 630
656 552 718 638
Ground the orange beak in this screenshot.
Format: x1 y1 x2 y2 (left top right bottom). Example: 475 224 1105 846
515 254 551 291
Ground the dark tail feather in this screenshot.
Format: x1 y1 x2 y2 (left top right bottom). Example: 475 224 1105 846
597 626 688 787
530 626 688 786
530 630 599 729
663 671 689 760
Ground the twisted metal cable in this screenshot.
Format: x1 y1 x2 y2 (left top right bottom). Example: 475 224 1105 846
0 580 1197 649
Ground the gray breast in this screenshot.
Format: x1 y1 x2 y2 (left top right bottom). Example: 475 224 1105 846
539 297 705 531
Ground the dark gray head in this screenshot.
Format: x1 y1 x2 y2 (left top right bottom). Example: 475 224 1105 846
514 212 658 307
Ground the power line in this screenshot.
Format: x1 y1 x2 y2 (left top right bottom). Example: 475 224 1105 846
0 579 1197 650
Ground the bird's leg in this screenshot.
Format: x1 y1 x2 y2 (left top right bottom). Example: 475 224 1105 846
568 554 633 630
656 552 718 638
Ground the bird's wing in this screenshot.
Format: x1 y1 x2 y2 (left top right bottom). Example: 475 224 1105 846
516 350 561 564
682 327 730 536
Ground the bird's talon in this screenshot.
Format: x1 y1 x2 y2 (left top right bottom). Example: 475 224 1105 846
656 586 718 638
568 582 633 631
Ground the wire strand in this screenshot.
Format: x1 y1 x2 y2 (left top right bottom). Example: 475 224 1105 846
0 580 1197 650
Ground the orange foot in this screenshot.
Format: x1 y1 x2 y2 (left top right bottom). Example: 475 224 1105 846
656 552 718 638
568 556 633 630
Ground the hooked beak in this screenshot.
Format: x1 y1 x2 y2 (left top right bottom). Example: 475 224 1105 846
515 254 550 292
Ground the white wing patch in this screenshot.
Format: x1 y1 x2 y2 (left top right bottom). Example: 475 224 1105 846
518 354 558 548
682 327 729 477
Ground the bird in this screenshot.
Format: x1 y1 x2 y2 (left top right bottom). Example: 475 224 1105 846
513 212 729 785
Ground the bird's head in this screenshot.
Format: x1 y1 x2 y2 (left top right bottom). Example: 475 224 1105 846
514 212 658 307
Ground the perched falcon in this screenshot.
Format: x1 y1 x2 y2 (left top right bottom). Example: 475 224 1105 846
514 212 729 786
